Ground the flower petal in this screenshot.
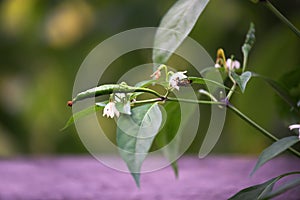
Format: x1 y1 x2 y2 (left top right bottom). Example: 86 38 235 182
289 124 300 130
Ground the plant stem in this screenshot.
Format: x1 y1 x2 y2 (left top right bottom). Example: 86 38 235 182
228 104 300 158
242 52 248 73
227 71 237 100
263 0 300 38
132 98 162 105
133 96 226 107
167 97 225 105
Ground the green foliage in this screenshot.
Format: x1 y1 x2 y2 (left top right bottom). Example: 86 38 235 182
276 69 300 121
242 23 255 71
61 103 105 131
116 103 162 187
155 102 181 177
252 73 298 111
152 0 209 66
188 76 230 90
229 172 300 200
251 136 299 176
229 177 279 200
231 71 252 93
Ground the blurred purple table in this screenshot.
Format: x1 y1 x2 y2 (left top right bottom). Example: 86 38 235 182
0 156 299 200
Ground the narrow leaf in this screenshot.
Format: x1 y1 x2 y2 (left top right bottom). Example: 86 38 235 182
229 177 279 200
134 79 156 88
61 104 105 131
153 0 210 65
251 136 299 176
117 103 162 187
242 22 255 57
229 172 300 200
188 76 230 90
231 71 252 93
262 177 300 199
252 73 297 110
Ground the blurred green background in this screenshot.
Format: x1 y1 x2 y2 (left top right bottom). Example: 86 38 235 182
0 0 299 156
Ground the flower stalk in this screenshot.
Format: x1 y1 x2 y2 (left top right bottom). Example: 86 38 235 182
262 0 300 38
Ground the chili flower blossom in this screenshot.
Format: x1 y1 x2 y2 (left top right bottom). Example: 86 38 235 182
150 68 161 80
103 102 120 118
289 124 300 140
226 58 240 70
169 71 187 90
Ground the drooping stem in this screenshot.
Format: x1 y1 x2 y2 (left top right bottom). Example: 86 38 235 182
263 0 300 38
227 103 300 158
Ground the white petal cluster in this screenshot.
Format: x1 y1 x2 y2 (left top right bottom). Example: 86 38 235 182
169 71 187 90
289 124 300 140
226 58 240 70
103 102 120 118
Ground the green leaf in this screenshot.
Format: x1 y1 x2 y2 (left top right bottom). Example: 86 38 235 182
229 172 300 200
153 0 210 65
134 79 156 88
229 177 279 200
231 71 252 93
61 103 105 131
242 22 255 56
155 102 181 178
132 79 156 99
116 103 162 187
251 136 299 176
188 76 230 90
115 102 131 115
261 177 300 199
252 73 297 111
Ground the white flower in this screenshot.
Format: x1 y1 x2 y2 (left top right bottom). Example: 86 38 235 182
169 71 187 90
214 63 221 68
226 58 240 70
289 124 300 140
103 102 120 118
150 69 161 80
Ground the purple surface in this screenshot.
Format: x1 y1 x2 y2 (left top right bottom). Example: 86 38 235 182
0 156 299 200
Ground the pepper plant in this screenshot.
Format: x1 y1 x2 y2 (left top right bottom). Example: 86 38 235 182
64 0 300 198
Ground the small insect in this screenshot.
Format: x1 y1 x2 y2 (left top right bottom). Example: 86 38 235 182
177 78 192 87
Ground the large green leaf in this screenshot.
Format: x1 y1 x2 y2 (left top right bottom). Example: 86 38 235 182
231 71 252 93
61 103 105 131
116 103 162 187
251 136 299 175
155 102 181 177
153 0 210 65
229 172 300 200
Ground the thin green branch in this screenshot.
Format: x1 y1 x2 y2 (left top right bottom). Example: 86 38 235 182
167 97 225 105
227 104 300 158
263 0 300 38
132 98 162 105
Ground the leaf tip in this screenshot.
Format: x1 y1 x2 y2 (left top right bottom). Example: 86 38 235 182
132 173 141 188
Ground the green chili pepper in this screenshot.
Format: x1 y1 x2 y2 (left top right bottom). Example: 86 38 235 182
68 84 162 106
